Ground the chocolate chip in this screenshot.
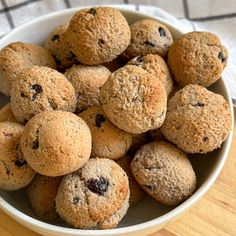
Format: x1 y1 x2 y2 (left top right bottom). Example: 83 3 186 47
51 34 60 42
144 41 155 47
32 129 39 150
95 114 106 128
32 139 39 150
194 102 205 107
218 52 226 63
54 57 61 66
20 91 27 98
73 197 79 204
136 56 144 63
67 51 77 61
159 27 166 37
98 39 105 46
14 159 27 167
87 8 96 15
203 137 208 142
87 177 109 196
23 119 28 125
143 185 156 191
129 56 144 66
31 84 43 101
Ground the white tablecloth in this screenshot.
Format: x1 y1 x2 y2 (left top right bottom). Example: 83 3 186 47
0 0 235 105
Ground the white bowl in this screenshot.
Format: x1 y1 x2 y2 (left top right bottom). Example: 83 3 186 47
0 7 234 236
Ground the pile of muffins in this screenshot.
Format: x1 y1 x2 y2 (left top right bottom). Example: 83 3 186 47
0 7 232 229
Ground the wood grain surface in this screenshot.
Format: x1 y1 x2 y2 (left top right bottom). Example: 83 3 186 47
0 108 235 236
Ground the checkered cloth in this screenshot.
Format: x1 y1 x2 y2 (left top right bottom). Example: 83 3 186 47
0 0 236 105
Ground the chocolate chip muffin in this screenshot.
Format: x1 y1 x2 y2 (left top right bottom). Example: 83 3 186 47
168 31 228 87
128 54 174 96
0 103 17 123
161 84 232 153
10 66 76 123
0 122 35 190
0 42 56 96
67 7 131 65
116 155 144 206
27 175 62 221
123 19 173 60
44 24 79 71
80 106 132 160
100 65 167 134
65 65 111 113
56 158 129 229
20 111 92 176
131 141 196 205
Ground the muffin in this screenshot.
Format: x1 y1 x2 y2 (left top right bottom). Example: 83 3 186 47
127 54 174 96
10 66 76 123
80 106 132 160
0 122 35 190
0 42 56 96
27 175 62 221
67 7 131 65
131 141 196 205
168 31 228 87
65 65 110 113
161 84 232 153
100 65 167 134
56 158 129 229
44 24 79 71
20 111 92 176
123 19 173 60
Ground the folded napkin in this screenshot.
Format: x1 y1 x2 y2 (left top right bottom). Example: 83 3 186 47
0 0 235 106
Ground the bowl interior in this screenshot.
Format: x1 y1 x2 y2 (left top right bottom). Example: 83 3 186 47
0 8 233 231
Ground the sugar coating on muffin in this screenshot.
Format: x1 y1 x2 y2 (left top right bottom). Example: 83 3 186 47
123 19 173 60
131 141 196 205
65 65 111 113
27 175 62 221
0 122 36 190
116 155 144 206
128 54 174 96
67 7 131 65
161 84 232 153
44 24 79 71
0 42 56 96
168 31 228 87
20 111 92 176
100 65 167 134
10 66 76 123
80 106 132 160
56 158 129 229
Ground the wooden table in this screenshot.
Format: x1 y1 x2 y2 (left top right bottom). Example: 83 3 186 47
0 108 235 236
